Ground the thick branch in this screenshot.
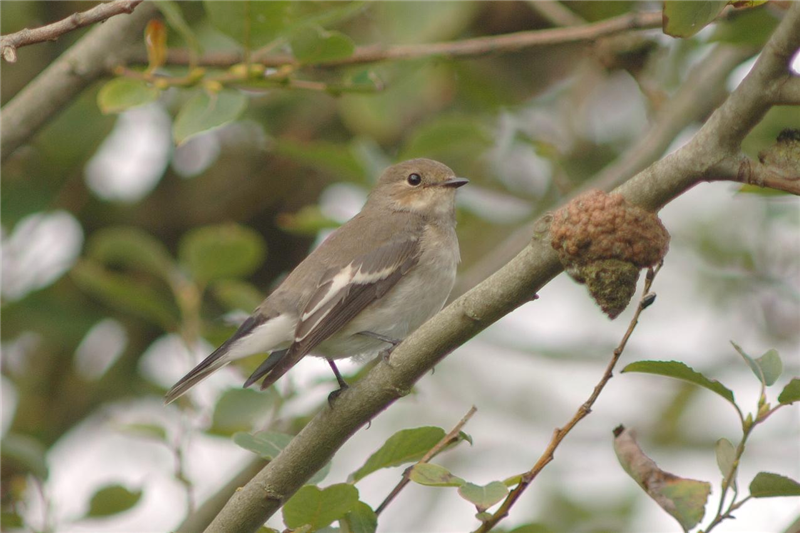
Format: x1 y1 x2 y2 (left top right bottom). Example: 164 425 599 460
774 75 800 105
0 2 157 161
202 5 800 532
453 43 754 297
0 0 143 63
134 11 662 69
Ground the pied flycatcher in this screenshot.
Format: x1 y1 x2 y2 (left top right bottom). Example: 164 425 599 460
165 158 467 404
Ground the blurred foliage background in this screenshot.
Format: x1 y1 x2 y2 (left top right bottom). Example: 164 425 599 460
1 1 798 532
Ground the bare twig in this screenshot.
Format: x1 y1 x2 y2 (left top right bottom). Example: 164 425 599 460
130 10 662 69
375 406 477 516
0 2 158 161
525 0 586 27
474 265 662 533
712 156 800 196
0 0 143 63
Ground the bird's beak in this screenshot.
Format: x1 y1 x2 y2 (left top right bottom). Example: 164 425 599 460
438 177 469 188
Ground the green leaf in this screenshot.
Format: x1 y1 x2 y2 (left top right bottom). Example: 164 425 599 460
339 501 377 533
173 89 248 145
1 433 48 480
749 472 800 498
731 342 783 386
283 484 359 530
715 438 737 489
276 205 341 237
408 463 466 487
291 25 355 64
614 427 710 531
622 360 736 407
97 78 159 114
778 378 800 405
71 260 180 329
349 427 445 483
709 5 780 46
457 481 508 512
209 388 273 436
0 511 24 528
204 1 292 48
399 115 492 163
232 431 293 460
663 0 727 38
212 279 264 312
86 485 142 518
155 1 202 58
87 226 175 280
178 223 266 284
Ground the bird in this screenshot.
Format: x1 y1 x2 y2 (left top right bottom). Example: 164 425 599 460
164 158 468 405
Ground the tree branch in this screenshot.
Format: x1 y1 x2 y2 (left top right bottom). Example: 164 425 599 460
474 266 661 533
0 1 157 162
452 43 754 297
199 6 800 532
774 74 800 105
131 10 662 69
0 0 144 63
713 156 800 196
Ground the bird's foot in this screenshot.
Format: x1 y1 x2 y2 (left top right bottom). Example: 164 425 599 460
358 331 401 366
328 383 349 408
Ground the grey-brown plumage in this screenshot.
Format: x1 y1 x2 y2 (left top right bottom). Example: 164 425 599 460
165 158 467 404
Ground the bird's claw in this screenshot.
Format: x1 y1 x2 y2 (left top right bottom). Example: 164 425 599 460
328 384 349 408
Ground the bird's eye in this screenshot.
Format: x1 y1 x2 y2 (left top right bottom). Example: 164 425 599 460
407 173 422 186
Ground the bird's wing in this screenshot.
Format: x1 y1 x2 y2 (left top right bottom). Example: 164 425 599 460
257 237 421 390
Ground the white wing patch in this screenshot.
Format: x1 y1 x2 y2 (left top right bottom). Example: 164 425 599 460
301 264 354 321
223 313 296 361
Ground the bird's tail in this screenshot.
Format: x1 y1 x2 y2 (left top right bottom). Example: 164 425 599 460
163 355 228 404
164 314 266 404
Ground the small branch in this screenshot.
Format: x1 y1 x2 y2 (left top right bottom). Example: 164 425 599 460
525 0 586 27
474 265 661 533
375 406 477 516
712 156 800 196
131 10 662 69
774 75 800 105
0 2 158 161
0 0 143 63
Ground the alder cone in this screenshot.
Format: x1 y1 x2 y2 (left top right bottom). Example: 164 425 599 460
551 190 670 318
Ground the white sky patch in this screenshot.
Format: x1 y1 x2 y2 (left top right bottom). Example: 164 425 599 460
791 48 800 75
457 184 532 224
319 183 367 223
85 104 172 202
727 56 758 92
171 130 221 178
1 211 83 301
582 71 648 144
74 319 128 381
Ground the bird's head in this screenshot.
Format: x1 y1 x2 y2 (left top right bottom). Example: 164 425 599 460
368 158 468 220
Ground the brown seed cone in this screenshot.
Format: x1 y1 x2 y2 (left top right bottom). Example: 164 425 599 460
551 190 670 318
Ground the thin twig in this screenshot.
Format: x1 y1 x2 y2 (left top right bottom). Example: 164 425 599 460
129 10 662 69
375 406 478 516
711 156 800 196
474 264 662 533
525 0 586 27
0 0 143 63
